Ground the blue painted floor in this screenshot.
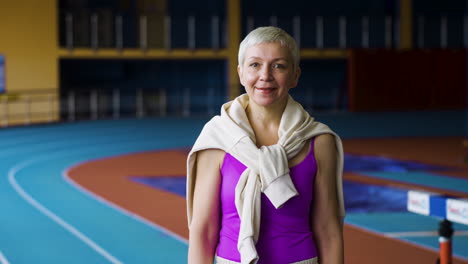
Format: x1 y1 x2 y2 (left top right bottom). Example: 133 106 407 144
0 118 207 264
130 177 409 213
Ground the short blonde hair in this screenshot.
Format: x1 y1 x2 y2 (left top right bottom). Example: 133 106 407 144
238 26 299 69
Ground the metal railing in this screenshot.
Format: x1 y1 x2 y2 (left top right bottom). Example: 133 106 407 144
0 84 349 127
0 89 58 127
0 87 227 127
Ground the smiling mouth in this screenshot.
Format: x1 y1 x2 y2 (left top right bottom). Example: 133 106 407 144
255 87 276 95
255 87 276 91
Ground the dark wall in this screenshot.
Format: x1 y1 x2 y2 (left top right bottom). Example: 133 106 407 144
58 0 468 114
348 49 466 111
58 0 468 49
241 0 394 49
292 59 348 112
60 59 226 92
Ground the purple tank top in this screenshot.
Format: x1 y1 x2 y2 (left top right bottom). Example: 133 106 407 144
216 139 318 263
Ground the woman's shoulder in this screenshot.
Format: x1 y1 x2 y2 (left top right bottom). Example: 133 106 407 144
313 134 337 160
314 133 335 145
196 148 226 169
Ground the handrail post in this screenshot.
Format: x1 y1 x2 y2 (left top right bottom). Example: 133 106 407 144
438 219 453 264
25 95 31 125
68 91 75 122
159 89 167 117
1 97 8 127
90 89 98 120
182 88 190 117
136 89 144 118
113 89 120 120
48 94 53 122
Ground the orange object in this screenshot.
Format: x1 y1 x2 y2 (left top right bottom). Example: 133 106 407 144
439 237 452 264
438 219 454 264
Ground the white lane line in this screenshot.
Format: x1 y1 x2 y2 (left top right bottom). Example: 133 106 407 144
384 230 468 238
63 164 188 245
0 251 11 264
8 159 123 264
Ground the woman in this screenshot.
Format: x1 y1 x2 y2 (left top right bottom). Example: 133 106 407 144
187 26 344 264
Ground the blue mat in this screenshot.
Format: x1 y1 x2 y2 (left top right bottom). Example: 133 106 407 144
130 176 408 213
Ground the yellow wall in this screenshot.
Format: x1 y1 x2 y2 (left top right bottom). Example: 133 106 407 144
227 0 241 99
0 0 59 125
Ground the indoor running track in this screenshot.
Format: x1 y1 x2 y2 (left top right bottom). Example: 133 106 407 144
0 119 206 263
1 117 467 264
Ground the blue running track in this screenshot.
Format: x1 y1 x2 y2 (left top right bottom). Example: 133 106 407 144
0 118 206 264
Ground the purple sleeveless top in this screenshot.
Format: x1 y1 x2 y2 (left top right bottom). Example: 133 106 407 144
216 139 318 263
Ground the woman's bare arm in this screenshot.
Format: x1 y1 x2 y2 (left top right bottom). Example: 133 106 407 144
311 134 344 264
188 149 225 264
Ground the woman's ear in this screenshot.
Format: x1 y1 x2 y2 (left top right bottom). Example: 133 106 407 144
291 66 301 88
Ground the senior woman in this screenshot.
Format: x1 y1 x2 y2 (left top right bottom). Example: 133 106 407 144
187 26 345 264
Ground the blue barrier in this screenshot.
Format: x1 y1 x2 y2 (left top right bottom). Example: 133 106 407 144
407 190 468 225
407 190 468 264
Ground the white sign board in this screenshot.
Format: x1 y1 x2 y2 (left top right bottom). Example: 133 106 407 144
407 191 430 216
446 199 468 225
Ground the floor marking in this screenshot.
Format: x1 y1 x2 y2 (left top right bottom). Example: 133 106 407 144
64 164 188 245
0 251 10 264
8 159 123 264
384 230 468 238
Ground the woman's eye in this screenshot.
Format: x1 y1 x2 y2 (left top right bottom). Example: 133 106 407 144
250 62 259 67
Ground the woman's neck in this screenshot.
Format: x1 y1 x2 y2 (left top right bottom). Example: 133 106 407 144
245 97 288 146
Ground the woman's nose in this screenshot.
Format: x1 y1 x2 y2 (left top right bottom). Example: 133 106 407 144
259 65 272 81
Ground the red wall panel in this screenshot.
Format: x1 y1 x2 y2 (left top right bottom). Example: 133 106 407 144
348 49 466 111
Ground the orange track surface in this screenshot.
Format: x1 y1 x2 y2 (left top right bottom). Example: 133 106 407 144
68 137 468 264
68 150 189 239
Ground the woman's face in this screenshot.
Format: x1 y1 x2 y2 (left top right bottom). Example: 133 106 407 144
238 42 300 107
